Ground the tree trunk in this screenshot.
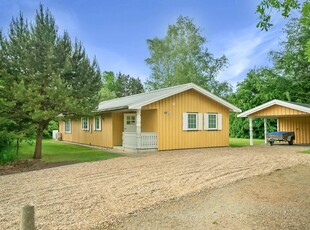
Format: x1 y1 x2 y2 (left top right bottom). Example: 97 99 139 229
16 138 20 156
33 123 44 159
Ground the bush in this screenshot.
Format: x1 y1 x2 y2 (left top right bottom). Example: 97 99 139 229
0 133 17 163
0 147 16 164
43 120 59 138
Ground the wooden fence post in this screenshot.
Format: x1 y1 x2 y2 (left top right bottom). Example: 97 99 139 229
21 205 35 230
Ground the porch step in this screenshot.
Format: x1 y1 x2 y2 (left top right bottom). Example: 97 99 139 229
113 146 157 153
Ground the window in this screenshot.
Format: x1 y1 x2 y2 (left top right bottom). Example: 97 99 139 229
182 112 202 131
204 113 222 130
64 119 71 133
208 114 217 129
126 115 136 125
94 116 102 131
188 113 197 130
81 117 89 130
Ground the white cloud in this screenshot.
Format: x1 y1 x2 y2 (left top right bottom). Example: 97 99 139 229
214 22 284 88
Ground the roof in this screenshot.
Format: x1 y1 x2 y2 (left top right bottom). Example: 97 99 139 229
97 83 241 112
238 99 310 117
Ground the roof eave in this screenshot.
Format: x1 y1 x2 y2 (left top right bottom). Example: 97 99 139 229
97 106 129 112
237 99 310 117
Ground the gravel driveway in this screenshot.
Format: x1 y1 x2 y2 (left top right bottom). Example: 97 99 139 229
1 145 309 229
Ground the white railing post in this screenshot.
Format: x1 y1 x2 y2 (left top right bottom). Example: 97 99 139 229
249 117 253 146
136 109 142 149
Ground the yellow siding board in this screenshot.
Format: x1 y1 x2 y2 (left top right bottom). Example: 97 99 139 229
279 116 310 144
60 113 113 148
112 112 124 146
143 89 230 150
141 110 157 132
251 105 307 117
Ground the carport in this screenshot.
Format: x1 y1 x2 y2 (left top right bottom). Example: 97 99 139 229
238 100 310 145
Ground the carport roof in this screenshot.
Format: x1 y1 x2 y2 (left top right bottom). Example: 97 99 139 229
97 83 241 112
238 99 310 117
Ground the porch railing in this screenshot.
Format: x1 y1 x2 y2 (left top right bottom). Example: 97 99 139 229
123 132 157 149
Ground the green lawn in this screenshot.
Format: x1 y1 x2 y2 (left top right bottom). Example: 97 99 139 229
18 139 121 162
304 150 310 154
229 138 265 147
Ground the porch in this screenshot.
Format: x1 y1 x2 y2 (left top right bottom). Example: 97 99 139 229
122 132 157 149
113 109 158 150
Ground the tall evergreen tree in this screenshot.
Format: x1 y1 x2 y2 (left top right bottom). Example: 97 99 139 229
0 5 102 159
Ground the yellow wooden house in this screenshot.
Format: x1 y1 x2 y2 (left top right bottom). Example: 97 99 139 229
238 100 310 145
59 83 241 151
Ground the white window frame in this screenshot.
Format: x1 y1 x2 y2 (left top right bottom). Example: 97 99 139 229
183 112 203 131
94 115 102 131
81 117 89 131
64 119 71 133
204 113 222 131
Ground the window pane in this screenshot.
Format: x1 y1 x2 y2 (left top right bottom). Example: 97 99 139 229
82 117 88 130
208 114 217 129
95 116 100 130
131 116 135 124
65 120 70 132
188 114 197 129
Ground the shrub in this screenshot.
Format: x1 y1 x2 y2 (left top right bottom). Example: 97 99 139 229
0 147 16 164
43 120 59 138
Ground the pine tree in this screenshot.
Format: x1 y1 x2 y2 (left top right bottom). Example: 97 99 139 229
0 5 102 159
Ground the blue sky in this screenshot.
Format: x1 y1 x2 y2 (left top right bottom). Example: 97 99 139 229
0 0 287 87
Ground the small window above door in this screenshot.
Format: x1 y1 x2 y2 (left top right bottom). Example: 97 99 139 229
126 115 136 125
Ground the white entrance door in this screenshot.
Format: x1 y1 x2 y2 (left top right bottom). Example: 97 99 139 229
124 114 136 132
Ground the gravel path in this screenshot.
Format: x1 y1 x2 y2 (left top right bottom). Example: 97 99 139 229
114 164 310 230
0 145 309 229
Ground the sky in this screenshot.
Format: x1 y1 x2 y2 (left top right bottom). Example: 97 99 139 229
0 0 288 88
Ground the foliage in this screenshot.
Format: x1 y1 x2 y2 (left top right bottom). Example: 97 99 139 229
256 0 310 61
229 68 288 138
256 0 300 30
0 147 16 164
270 18 310 103
0 135 16 163
0 5 102 159
231 10 310 138
18 140 120 163
145 16 231 98
100 71 144 100
229 138 265 147
43 120 59 138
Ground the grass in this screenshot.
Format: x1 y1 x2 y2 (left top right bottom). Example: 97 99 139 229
17 139 121 163
304 150 310 154
229 138 265 147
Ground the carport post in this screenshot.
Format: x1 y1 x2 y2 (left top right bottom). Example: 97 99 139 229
264 118 267 144
249 117 253 146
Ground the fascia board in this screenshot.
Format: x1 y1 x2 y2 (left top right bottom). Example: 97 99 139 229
237 99 310 117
